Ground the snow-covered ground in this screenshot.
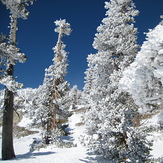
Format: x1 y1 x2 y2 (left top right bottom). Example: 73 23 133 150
0 107 108 163
145 113 163 161
0 108 163 162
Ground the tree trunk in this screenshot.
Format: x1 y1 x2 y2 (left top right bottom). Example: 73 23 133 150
2 64 15 160
2 15 17 160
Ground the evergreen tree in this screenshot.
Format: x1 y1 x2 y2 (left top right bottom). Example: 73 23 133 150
84 0 139 103
69 85 83 109
120 21 163 114
83 0 151 162
32 19 72 144
0 0 34 160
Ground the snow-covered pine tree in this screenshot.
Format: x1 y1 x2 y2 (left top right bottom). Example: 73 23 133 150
0 0 34 160
84 0 139 104
83 0 151 162
69 85 83 109
32 19 72 145
120 20 163 115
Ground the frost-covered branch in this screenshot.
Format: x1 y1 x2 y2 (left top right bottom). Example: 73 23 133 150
1 0 35 19
0 76 23 92
53 19 71 64
0 43 26 64
54 19 72 36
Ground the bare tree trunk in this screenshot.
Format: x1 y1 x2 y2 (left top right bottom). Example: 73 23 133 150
2 15 17 160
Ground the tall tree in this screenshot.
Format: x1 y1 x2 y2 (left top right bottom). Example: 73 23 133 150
31 19 72 144
84 0 139 103
0 0 34 160
83 0 151 162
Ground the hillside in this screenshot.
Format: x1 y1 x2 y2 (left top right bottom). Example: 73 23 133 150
0 106 163 162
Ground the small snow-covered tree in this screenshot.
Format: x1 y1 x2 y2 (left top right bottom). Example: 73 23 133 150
83 0 151 162
32 19 72 144
69 85 83 109
120 22 163 114
0 0 34 160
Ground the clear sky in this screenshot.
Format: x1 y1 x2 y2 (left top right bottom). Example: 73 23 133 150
0 0 163 90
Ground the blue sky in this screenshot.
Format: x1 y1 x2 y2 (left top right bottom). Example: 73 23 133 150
0 0 163 90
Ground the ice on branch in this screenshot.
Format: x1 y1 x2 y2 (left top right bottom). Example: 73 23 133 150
0 43 26 64
1 0 35 19
0 76 23 92
54 19 72 36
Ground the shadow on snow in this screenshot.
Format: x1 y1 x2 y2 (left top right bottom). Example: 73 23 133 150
11 151 55 161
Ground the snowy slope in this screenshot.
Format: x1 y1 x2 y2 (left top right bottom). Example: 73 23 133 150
0 107 163 162
0 106 108 163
